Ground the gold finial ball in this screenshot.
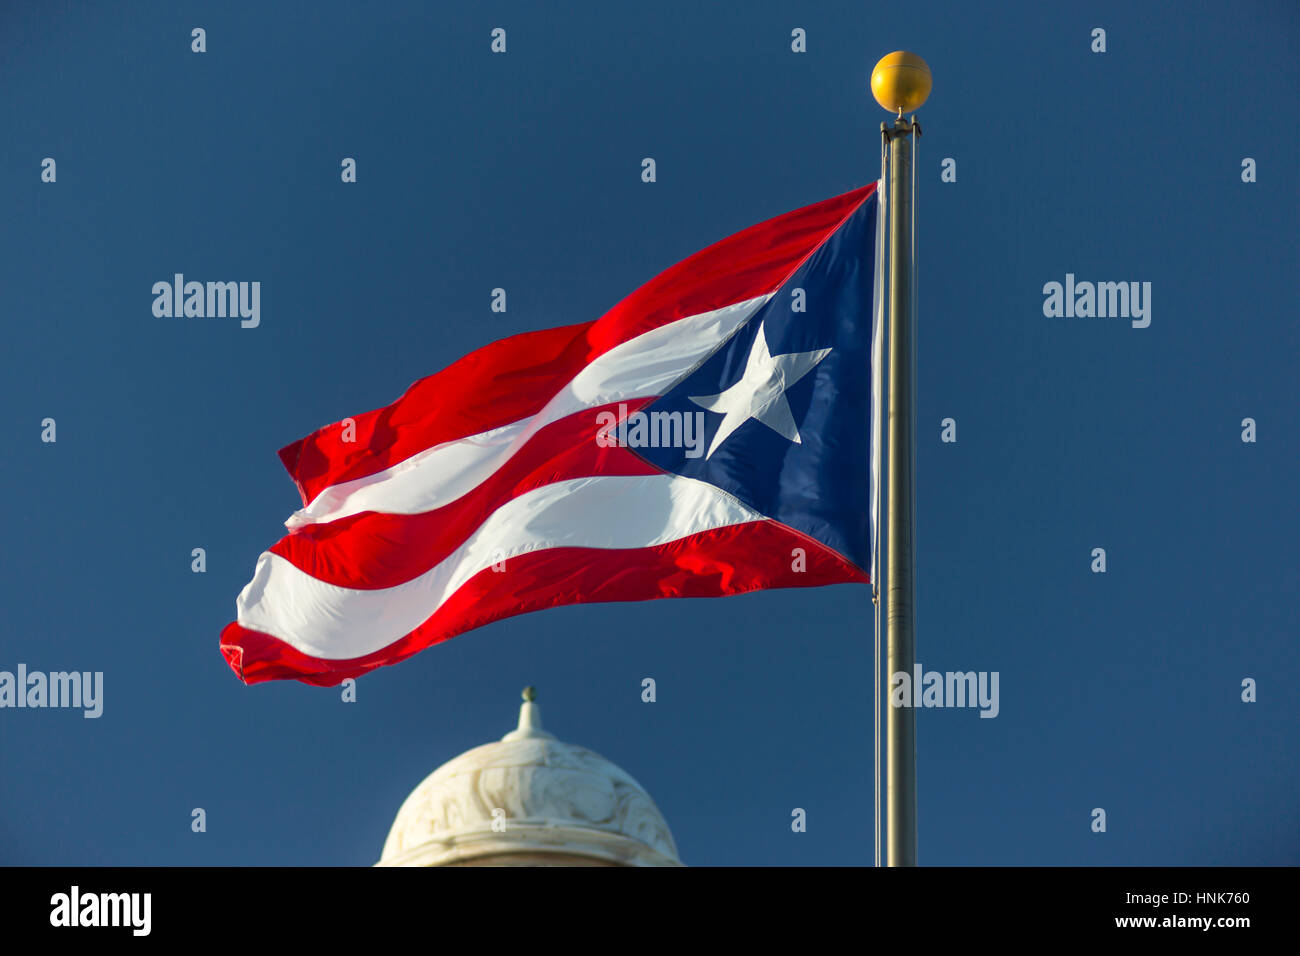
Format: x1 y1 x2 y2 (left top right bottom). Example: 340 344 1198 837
522 685 536 702
871 51 931 114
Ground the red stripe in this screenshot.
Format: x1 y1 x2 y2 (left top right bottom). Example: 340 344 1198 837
270 399 660 590
222 521 868 686
280 184 877 506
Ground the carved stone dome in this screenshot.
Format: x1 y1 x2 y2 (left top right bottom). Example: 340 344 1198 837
377 689 681 866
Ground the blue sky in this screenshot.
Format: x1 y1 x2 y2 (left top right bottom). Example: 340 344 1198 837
1 0 1296 866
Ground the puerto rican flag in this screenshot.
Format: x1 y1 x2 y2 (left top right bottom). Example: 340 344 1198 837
221 183 884 686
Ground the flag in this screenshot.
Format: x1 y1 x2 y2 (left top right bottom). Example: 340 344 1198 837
221 183 883 685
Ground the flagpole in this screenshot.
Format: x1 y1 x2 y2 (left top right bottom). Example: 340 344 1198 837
872 51 930 868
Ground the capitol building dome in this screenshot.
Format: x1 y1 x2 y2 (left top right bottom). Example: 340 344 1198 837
377 688 682 866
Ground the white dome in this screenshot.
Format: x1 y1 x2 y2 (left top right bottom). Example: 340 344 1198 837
377 690 681 866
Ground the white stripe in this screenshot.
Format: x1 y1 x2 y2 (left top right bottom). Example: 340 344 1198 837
241 473 768 659
285 295 770 530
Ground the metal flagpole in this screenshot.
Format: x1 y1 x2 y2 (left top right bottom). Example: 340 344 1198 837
884 110 918 868
871 131 889 870
871 51 930 868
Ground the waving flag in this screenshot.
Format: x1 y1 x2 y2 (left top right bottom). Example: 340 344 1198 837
221 183 883 685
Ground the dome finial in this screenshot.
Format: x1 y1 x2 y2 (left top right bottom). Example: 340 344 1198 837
503 685 552 741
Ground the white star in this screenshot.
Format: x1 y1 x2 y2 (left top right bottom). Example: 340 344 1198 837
689 321 832 460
